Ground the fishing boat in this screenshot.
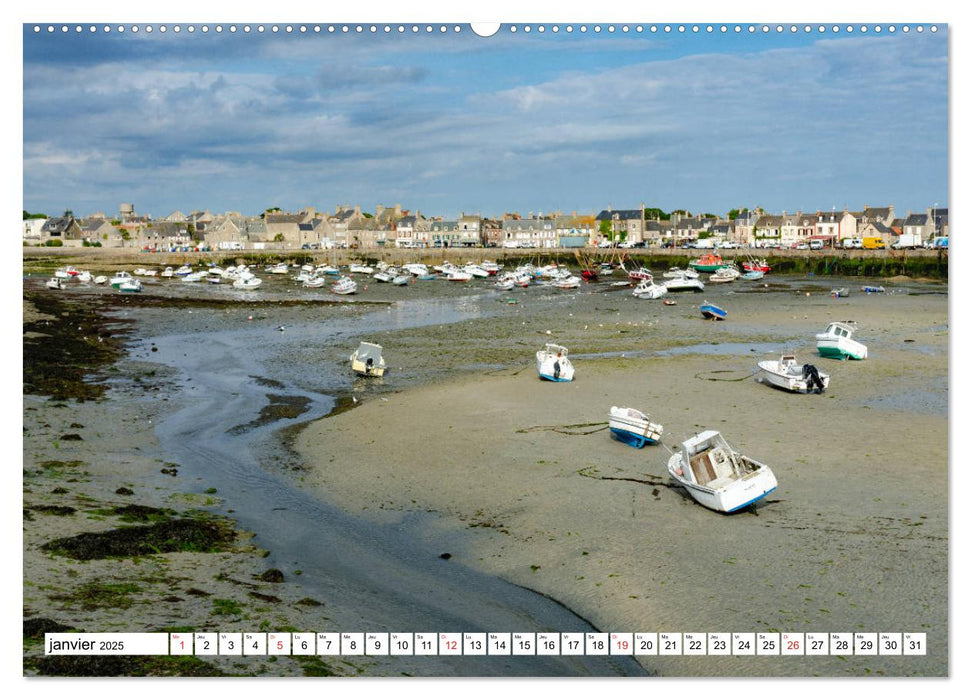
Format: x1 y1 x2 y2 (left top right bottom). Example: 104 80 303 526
632 279 668 299
392 274 411 286
663 274 705 293
741 270 764 281
742 257 771 273
331 276 357 295
757 354 830 393
536 343 575 382
816 321 868 360
118 279 142 293
233 277 262 290
861 285 886 294
350 342 386 377
481 260 501 276
700 301 727 320
45 277 64 290
627 267 653 282
688 253 725 273
608 406 663 448
667 430 778 513
349 263 374 274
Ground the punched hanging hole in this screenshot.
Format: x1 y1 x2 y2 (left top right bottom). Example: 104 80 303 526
470 23 501 37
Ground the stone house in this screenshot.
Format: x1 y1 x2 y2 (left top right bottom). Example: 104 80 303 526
555 214 595 248
594 208 645 244
752 214 783 247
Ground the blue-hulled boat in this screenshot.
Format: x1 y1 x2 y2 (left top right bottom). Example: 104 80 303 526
700 301 727 320
608 406 663 448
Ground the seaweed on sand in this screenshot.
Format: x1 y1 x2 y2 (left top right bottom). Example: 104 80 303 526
41 518 237 560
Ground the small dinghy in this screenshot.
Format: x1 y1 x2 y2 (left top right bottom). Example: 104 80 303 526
667 430 778 513
350 342 386 377
608 406 663 448
741 270 764 281
45 277 64 290
662 299 677 306
93 275 108 285
700 301 727 320
536 343 575 382
816 321 867 360
757 354 829 393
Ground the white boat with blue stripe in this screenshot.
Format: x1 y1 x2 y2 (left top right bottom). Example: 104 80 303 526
536 343 575 382
609 406 662 448
667 430 777 513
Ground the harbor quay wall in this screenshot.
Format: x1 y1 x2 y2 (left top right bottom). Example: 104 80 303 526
23 246 948 279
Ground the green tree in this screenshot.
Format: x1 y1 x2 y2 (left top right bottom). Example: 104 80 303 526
598 220 613 239
642 207 670 221
23 210 48 220
63 209 74 219
274 233 285 242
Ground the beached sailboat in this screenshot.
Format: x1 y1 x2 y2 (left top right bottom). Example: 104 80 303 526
536 343 575 382
700 301 727 320
741 270 764 281
632 279 668 299
608 406 663 448
667 430 778 513
742 257 771 273
350 342 386 377
757 354 830 393
816 321 867 360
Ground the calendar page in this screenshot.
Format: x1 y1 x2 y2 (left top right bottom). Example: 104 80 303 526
18 0 953 689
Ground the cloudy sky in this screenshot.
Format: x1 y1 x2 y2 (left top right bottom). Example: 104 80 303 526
22 23 948 219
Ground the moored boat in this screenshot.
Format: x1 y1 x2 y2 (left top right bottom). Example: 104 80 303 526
109 271 134 289
700 301 727 320
233 277 262 290
741 270 764 281
608 406 663 448
757 354 829 393
627 267 653 282
663 274 705 293
392 274 411 286
331 276 357 295
350 341 386 377
536 343 575 382
45 277 64 290
688 253 725 273
815 321 867 360
632 279 668 299
667 430 778 513
118 279 142 293
861 285 886 294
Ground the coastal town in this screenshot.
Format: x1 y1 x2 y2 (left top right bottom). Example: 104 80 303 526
22 202 949 252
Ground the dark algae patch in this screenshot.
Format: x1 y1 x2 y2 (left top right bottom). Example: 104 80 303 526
41 518 237 560
23 290 133 401
228 394 312 434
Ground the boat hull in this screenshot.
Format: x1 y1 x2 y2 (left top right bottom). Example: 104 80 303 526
700 304 726 320
668 455 777 513
536 354 574 382
757 362 830 393
816 340 867 360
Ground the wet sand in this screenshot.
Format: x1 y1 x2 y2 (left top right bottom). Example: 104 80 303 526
294 280 949 676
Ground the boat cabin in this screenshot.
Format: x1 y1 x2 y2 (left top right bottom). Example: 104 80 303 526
823 322 856 339
543 343 569 358
351 342 386 376
679 431 743 488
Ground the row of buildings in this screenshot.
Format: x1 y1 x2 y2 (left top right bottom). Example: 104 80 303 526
22 202 949 251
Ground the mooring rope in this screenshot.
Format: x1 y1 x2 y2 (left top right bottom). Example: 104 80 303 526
516 421 609 436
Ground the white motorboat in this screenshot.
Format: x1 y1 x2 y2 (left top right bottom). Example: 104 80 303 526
373 271 393 283
392 274 411 286
667 430 778 513
350 341 386 377
174 265 193 277
402 263 428 276
93 275 108 285
160 267 175 278
632 279 668 299
663 267 699 279
608 406 663 448
331 276 357 295
317 264 340 276
349 263 374 275
494 276 515 291
757 354 830 393
553 275 582 289
118 279 142 293
464 263 490 278
447 270 472 282
45 277 64 290
536 343 575 382
708 267 738 283
303 276 327 288
481 260 501 275
268 263 289 275
233 277 262 290
206 272 223 284
109 271 134 288
182 271 207 283
816 321 868 360
75 270 92 283
663 274 705 292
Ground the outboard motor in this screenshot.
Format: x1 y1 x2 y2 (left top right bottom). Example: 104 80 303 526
802 364 824 393
553 360 561 380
